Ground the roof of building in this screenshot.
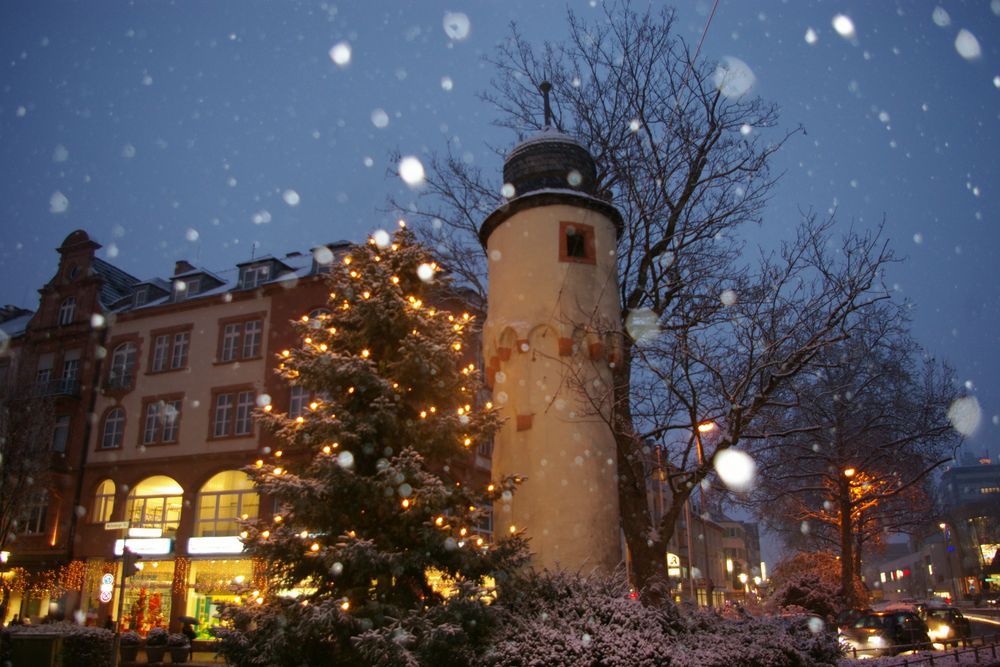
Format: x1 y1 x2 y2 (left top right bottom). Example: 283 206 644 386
92 257 141 308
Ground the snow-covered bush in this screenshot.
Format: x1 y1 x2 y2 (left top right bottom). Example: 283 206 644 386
478 571 841 667
765 551 869 619
1 622 114 667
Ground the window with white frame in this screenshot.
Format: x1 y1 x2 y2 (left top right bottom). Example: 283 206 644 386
21 490 48 534
195 471 259 537
241 264 270 288
127 476 183 534
92 479 116 523
35 353 54 384
61 349 80 384
289 385 310 418
142 398 182 444
219 318 264 362
101 407 126 449
151 329 191 372
58 297 76 325
212 388 255 437
109 342 137 387
52 415 71 452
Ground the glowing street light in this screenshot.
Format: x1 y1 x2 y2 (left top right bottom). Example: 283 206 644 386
843 467 856 478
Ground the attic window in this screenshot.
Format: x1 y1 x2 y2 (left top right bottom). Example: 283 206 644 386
241 264 270 288
559 221 595 265
134 286 149 307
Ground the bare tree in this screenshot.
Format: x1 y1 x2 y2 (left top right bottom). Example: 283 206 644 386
745 302 960 605
399 3 895 589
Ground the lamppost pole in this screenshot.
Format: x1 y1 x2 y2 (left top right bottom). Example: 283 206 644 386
696 422 716 607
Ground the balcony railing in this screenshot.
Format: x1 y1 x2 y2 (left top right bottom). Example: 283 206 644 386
32 378 81 397
105 373 134 390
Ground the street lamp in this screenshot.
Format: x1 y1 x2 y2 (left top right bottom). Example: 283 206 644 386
695 421 716 607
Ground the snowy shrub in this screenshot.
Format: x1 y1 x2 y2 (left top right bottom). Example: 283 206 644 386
479 570 680 667
478 571 840 667
766 551 867 618
767 571 843 619
1 622 114 667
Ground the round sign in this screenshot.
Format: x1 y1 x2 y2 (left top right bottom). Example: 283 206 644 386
101 574 114 586
99 590 113 604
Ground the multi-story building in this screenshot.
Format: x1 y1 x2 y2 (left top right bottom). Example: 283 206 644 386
1 230 139 621
939 458 1000 598
0 230 492 634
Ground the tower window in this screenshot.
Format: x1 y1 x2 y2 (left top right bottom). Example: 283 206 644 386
559 221 596 264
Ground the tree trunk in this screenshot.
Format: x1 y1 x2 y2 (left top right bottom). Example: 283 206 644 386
611 348 673 590
839 475 857 607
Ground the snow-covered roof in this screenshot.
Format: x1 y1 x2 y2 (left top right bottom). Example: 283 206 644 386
92 257 141 308
0 312 33 339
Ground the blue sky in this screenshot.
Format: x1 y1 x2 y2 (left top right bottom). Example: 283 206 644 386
1 0 998 464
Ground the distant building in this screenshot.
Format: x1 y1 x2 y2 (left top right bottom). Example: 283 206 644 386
939 460 1000 598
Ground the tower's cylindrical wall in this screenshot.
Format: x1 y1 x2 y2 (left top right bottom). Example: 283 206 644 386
484 201 622 573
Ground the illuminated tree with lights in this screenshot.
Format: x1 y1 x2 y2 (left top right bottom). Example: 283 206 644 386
747 301 960 606
214 225 527 667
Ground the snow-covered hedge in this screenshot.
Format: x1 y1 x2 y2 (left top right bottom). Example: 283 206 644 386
214 570 842 667
1 621 114 667
477 571 840 667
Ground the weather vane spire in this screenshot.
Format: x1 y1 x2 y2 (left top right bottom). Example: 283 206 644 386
539 81 553 127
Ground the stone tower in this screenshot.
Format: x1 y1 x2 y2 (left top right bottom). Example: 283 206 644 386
481 114 624 573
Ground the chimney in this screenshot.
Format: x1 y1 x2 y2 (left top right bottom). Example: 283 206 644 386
174 260 196 276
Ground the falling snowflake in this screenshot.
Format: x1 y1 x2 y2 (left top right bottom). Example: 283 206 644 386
282 189 301 207
955 30 981 61
804 28 818 44
948 396 981 436
416 263 434 282
626 308 660 344
442 12 470 41
370 108 389 128
713 56 755 98
714 449 756 492
329 42 351 67
49 191 69 213
832 14 855 39
398 156 425 188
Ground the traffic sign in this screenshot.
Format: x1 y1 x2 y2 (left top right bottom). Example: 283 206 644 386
99 573 114 603
104 521 129 530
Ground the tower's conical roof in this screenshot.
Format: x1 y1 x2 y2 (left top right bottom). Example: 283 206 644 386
503 126 598 197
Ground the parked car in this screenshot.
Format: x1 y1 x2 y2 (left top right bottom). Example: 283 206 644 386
839 611 933 658
835 608 873 630
923 607 971 644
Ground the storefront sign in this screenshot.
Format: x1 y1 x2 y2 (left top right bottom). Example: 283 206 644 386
99 574 114 603
187 536 245 555
114 538 173 556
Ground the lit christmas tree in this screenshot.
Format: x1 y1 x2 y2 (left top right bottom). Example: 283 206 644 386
215 225 526 667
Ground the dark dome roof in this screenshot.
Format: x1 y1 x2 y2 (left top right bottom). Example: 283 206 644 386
503 127 597 198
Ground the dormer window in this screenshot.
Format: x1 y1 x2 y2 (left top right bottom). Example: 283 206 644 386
241 263 270 289
174 277 201 299
134 286 149 307
58 297 76 325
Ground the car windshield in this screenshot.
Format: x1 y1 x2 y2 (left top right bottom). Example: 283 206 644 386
855 615 885 629
927 610 952 621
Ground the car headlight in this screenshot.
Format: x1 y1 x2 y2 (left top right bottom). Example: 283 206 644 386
868 635 885 647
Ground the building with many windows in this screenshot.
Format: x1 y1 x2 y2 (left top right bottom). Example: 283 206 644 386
0 230 491 635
